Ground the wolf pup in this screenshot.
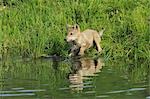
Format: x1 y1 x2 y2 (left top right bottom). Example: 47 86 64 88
66 24 105 56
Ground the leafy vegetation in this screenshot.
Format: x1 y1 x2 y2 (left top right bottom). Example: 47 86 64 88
0 0 149 62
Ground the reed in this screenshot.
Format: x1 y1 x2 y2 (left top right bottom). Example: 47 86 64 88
0 0 149 62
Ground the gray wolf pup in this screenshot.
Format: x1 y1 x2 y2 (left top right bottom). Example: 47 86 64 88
66 24 105 56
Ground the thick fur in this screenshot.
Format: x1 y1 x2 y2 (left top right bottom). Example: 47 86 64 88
66 24 104 56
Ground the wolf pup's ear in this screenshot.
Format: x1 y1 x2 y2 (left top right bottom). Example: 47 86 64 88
66 24 72 28
66 24 72 31
66 24 71 29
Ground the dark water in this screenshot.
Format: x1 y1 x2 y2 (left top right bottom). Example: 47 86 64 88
0 57 149 99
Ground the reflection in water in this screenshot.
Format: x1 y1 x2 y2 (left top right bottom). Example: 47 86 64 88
68 57 104 92
0 57 149 99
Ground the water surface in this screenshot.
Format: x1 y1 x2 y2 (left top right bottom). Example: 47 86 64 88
0 57 149 99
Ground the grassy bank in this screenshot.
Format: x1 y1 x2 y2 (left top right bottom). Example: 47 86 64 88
0 0 149 62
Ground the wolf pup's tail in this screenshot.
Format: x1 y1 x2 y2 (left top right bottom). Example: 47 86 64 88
99 28 105 37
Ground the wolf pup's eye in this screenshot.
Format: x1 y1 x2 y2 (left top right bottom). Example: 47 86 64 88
70 33 73 35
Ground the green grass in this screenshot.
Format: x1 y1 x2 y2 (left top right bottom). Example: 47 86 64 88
0 0 149 62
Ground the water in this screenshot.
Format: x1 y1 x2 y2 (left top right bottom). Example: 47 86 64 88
0 56 149 99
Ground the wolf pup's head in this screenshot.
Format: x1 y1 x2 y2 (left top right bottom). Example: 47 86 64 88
66 24 80 42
